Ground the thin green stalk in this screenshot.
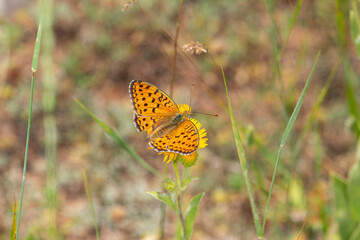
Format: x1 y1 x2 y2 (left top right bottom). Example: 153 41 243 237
279 0 304 57
42 0 57 238
222 68 262 236
75 99 161 177
336 0 360 139
264 0 305 123
135 1 227 110
83 171 100 240
10 198 16 240
16 2 44 238
159 202 166 240
353 0 360 28
173 159 186 239
169 0 184 97
159 164 168 240
293 60 339 159
263 0 283 45
260 53 320 237
264 0 288 121
16 56 36 240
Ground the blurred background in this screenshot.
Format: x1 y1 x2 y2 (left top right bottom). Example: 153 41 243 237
0 0 360 239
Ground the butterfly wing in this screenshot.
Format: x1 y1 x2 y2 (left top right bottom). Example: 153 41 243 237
129 80 179 117
149 120 199 155
133 115 163 134
149 134 173 153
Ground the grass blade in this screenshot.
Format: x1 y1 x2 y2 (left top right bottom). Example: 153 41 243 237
332 174 357 239
75 99 161 177
10 199 16 240
83 171 100 240
348 160 360 220
41 0 57 238
222 68 262 235
350 0 360 56
16 1 44 238
344 59 360 138
336 0 360 139
280 0 304 56
294 60 340 158
260 52 320 237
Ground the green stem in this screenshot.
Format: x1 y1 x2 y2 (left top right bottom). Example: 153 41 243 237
82 171 100 240
173 159 186 239
16 72 36 240
42 0 57 238
222 68 262 236
159 202 166 240
354 0 360 29
174 159 181 194
159 163 169 240
16 2 44 237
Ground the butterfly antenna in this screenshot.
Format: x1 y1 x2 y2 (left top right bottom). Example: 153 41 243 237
189 81 195 111
192 111 219 117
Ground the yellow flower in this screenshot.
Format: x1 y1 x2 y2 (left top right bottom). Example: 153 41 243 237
159 104 208 166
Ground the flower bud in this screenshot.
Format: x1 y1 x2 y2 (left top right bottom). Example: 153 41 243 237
162 178 176 192
180 152 198 167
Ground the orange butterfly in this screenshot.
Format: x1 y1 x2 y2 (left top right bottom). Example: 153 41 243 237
129 80 199 155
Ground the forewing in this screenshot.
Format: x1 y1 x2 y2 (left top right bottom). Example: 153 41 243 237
129 80 179 117
166 120 199 155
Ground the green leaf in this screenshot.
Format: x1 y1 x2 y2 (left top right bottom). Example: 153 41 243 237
175 221 183 240
10 200 16 240
332 174 357 240
280 53 320 145
348 161 360 220
184 192 205 240
350 11 360 56
282 0 304 53
294 61 339 158
181 176 199 190
343 59 360 138
75 99 161 177
350 224 360 240
83 171 100 240
261 53 320 237
147 192 178 214
350 0 360 57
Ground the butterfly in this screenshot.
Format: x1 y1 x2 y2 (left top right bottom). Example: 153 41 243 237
129 80 199 155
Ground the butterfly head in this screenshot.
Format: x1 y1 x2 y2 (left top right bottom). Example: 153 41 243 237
178 104 192 117
184 111 191 119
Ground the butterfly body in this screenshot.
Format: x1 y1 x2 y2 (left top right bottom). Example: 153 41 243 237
149 112 189 140
129 80 199 155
